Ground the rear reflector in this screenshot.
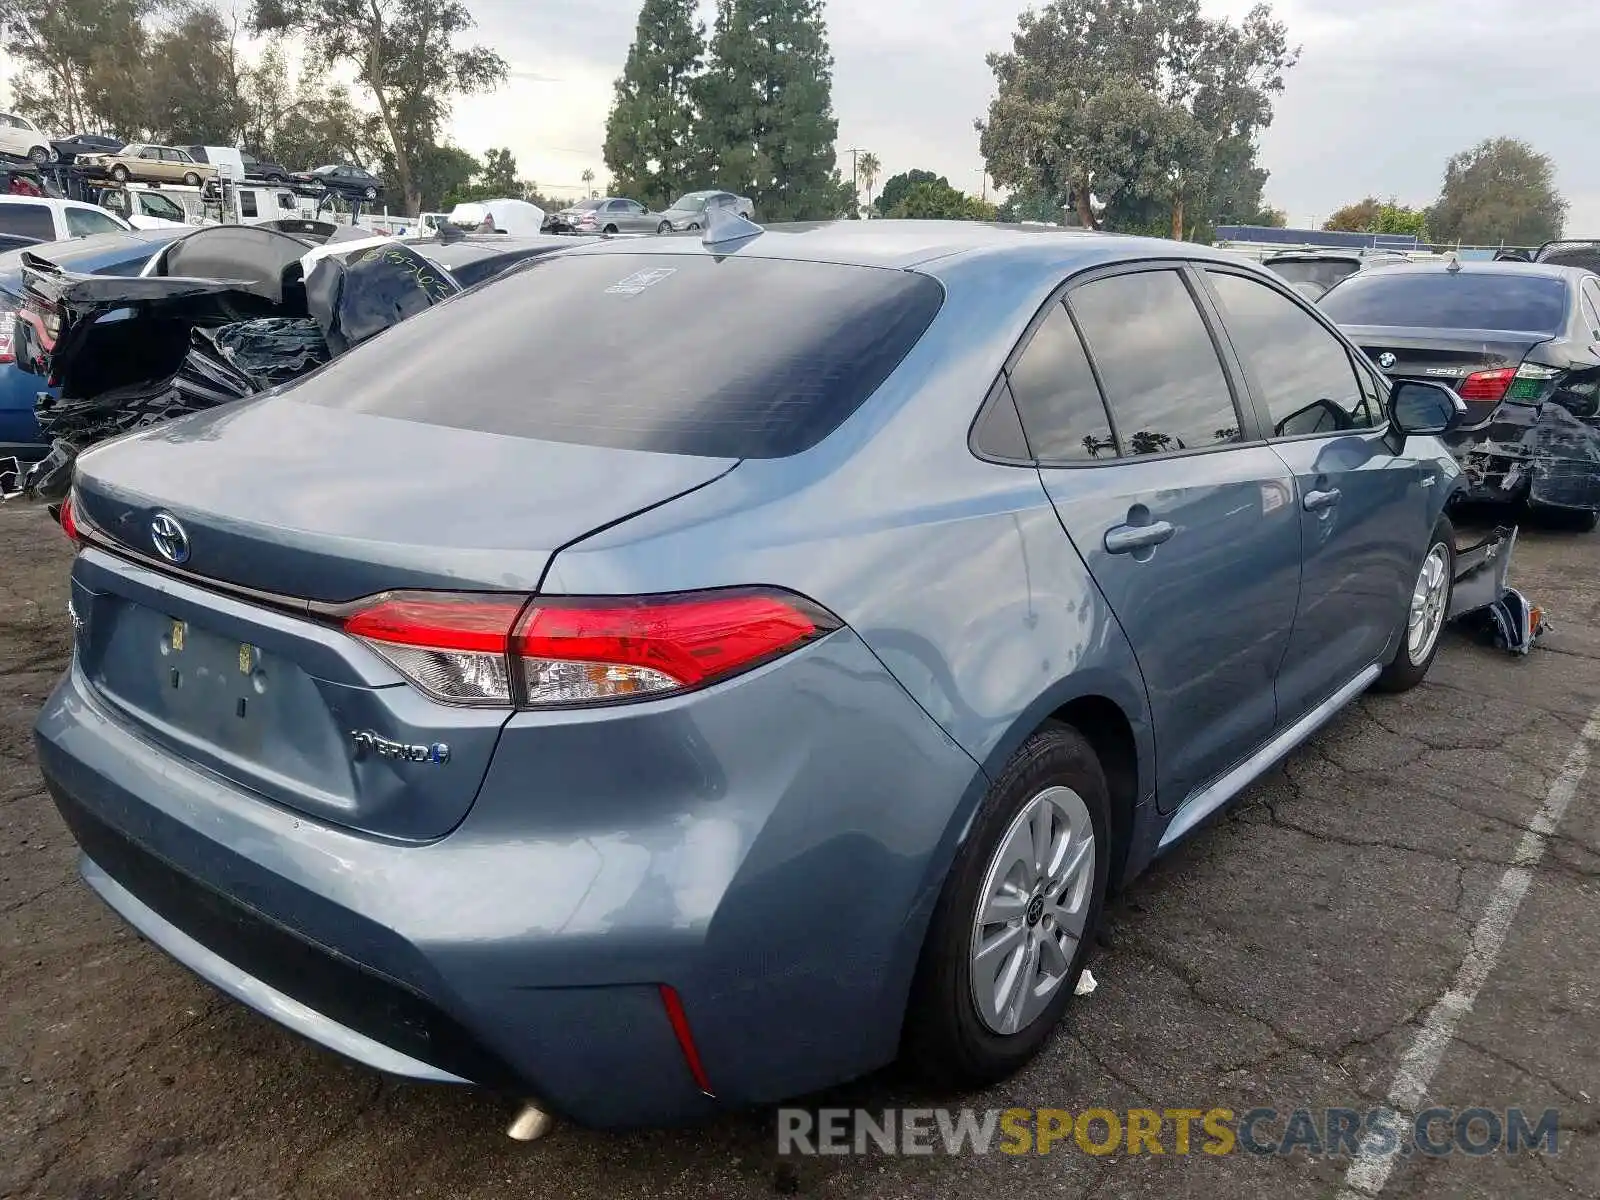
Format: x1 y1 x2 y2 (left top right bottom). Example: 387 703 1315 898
340 587 838 708
658 984 714 1096
1457 368 1514 402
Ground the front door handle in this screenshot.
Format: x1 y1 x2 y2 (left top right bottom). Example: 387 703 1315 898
1303 487 1342 512
1104 520 1175 555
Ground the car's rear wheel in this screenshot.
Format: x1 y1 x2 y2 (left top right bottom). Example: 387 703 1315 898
183 171 201 186
686 222 700 231
604 223 618 234
364 186 377 201
1374 516 1454 693
656 221 671 234
1530 504 1598 533
903 722 1109 1088
110 164 129 182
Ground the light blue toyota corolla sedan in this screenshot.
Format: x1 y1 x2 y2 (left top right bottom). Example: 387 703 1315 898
35 219 1466 1131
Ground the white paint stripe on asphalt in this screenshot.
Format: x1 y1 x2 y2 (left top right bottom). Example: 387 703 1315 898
1337 706 1600 1199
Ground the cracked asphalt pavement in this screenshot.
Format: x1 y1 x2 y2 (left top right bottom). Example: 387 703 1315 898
2 500 1596 1199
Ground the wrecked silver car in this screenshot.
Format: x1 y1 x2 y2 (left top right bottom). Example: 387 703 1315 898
8 225 590 500
1321 259 1600 531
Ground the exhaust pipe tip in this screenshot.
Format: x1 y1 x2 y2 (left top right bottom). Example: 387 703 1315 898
507 1103 555 1142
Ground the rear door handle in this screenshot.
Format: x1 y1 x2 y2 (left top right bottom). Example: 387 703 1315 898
1303 488 1342 512
1104 520 1175 555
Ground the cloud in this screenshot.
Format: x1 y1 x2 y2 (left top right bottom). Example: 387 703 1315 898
448 0 1600 233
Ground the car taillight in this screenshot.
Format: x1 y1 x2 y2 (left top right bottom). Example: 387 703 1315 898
58 492 81 544
1457 368 1514 402
341 587 838 708
1507 362 1562 402
0 307 13 364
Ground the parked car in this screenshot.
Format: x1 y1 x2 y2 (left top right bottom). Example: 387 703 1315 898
0 227 186 462
0 195 132 242
1262 249 1414 300
445 198 546 236
0 111 55 162
556 196 659 234
35 222 1467 1132
299 164 384 202
77 144 217 186
50 133 123 164
241 151 290 183
658 189 754 231
1320 260 1600 530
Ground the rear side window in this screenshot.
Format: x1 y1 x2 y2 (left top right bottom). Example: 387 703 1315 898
1208 271 1376 438
1320 272 1568 333
240 192 258 218
1006 301 1115 462
0 203 54 241
298 253 945 458
1069 270 1242 456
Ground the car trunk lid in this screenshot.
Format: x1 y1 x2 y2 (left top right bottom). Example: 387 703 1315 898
1345 325 1553 425
66 398 736 841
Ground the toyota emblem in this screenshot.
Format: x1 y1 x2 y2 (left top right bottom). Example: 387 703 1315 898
149 512 190 565
1377 352 1397 370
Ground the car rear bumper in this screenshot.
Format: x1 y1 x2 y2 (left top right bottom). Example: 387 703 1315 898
35 626 982 1127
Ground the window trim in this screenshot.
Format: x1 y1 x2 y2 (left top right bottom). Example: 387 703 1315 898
1195 263 1393 447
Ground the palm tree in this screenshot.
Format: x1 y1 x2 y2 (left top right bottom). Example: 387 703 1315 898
581 168 595 198
858 152 881 217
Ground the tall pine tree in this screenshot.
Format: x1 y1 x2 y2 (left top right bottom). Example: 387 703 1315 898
603 0 705 209
700 0 850 220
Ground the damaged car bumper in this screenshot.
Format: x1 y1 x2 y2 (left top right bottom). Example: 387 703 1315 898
1446 401 1600 513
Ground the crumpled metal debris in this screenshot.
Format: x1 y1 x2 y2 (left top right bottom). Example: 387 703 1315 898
13 228 461 500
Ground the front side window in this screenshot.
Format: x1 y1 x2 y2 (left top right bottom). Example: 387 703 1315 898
240 192 258 218
1007 301 1116 462
140 192 185 221
1208 271 1375 438
1068 269 1241 456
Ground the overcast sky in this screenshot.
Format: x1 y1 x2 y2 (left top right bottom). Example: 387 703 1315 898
450 0 1597 233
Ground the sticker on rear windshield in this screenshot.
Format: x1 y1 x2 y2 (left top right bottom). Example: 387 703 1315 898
605 268 677 296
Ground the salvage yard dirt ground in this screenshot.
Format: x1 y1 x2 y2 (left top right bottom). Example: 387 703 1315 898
2 499 1597 1200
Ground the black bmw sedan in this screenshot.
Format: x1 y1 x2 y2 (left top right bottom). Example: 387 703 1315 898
1321 260 1600 530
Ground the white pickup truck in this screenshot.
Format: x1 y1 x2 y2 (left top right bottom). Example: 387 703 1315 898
0 196 135 242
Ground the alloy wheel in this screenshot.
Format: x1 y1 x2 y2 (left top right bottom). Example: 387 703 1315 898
1407 542 1450 665
969 785 1096 1035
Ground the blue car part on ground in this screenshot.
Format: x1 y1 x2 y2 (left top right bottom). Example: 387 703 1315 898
34 220 1468 1130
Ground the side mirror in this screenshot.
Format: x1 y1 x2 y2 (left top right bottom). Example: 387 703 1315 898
1390 379 1464 437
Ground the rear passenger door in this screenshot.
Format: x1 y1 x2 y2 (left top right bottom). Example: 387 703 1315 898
1019 265 1301 812
1200 266 1423 723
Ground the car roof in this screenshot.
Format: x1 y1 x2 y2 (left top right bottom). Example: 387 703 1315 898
556 218 1246 274
1357 260 1586 283
415 233 601 268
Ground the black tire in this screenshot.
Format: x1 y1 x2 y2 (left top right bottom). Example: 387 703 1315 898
902 722 1111 1089
27 145 49 163
1374 515 1454 694
364 186 377 201
110 164 129 182
687 222 700 231
183 171 200 186
657 221 671 234
603 223 618 234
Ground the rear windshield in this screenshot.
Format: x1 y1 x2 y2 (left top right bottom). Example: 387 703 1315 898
1320 271 1569 333
1265 260 1359 291
298 252 945 458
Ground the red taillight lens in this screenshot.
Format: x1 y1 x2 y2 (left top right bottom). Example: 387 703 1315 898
0 308 14 365
58 492 81 544
1457 368 1514 402
343 592 527 705
513 589 837 705
341 587 837 708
